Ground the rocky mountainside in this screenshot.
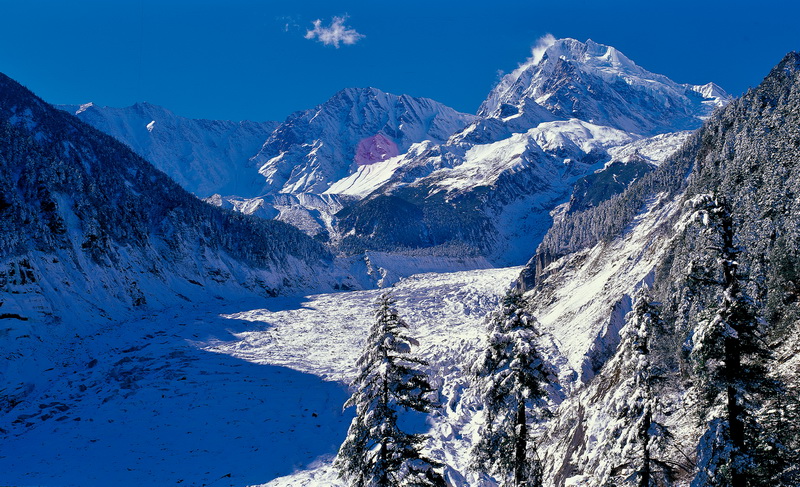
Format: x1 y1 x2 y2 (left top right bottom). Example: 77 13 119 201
249 86 477 195
510 51 800 485
330 39 723 265
479 37 729 136
62 101 278 197
0 71 356 347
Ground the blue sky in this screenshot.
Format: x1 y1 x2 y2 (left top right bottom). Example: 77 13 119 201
1 0 797 122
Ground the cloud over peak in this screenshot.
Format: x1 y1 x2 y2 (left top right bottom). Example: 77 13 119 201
305 16 364 48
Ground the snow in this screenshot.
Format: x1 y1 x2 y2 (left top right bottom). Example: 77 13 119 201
61 101 278 198
75 102 94 114
324 154 406 198
478 38 731 136
431 119 637 194
2 266 524 487
606 131 693 167
210 267 522 383
250 87 476 196
691 82 730 105
1 155 698 487
0 303 353 486
531 193 682 380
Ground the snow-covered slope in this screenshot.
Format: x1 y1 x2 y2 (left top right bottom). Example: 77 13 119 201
205 192 349 239
530 193 681 382
250 87 477 195
428 119 637 195
0 71 362 420
506 52 800 485
0 265 523 486
331 118 690 265
479 37 730 136
62 102 278 197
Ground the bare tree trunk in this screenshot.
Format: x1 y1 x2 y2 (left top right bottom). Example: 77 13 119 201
515 399 527 486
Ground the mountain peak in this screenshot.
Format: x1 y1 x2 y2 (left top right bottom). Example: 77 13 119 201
775 50 800 76
332 86 388 100
479 37 730 135
252 86 476 194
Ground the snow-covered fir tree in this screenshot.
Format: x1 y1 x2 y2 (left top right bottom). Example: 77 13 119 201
335 292 445 487
685 194 791 487
604 287 675 487
471 289 553 487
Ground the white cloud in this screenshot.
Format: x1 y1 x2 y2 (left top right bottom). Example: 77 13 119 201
505 33 557 81
304 16 364 48
493 34 557 95
527 33 557 67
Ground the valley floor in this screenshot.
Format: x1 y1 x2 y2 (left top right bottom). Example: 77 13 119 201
0 266 521 487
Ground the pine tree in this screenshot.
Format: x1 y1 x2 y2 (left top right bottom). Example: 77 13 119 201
685 194 789 487
335 292 445 487
471 289 553 487
607 287 675 487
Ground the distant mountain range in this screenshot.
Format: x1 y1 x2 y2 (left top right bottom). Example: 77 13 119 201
63 38 730 267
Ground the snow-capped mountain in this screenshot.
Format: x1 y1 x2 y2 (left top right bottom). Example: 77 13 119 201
321 39 729 265
329 122 697 265
478 37 730 136
250 87 477 195
62 40 726 271
333 119 663 264
0 70 357 340
61 101 278 197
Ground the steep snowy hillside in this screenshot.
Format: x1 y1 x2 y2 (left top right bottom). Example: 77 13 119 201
479 37 729 136
62 102 278 197
512 51 800 485
250 87 477 195
0 72 358 422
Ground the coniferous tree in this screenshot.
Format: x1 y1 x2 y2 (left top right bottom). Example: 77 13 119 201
335 292 445 487
471 289 553 487
685 194 789 487
607 287 675 487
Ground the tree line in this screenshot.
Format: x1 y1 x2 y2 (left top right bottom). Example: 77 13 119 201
332 195 799 486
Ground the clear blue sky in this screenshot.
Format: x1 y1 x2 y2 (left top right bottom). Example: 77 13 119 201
1 0 797 122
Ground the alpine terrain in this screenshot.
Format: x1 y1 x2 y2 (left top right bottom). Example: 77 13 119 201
2 35 799 487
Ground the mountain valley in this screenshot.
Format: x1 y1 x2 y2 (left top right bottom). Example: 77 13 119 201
2 36 799 487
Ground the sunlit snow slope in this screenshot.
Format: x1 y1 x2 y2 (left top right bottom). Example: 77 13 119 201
1 267 523 486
